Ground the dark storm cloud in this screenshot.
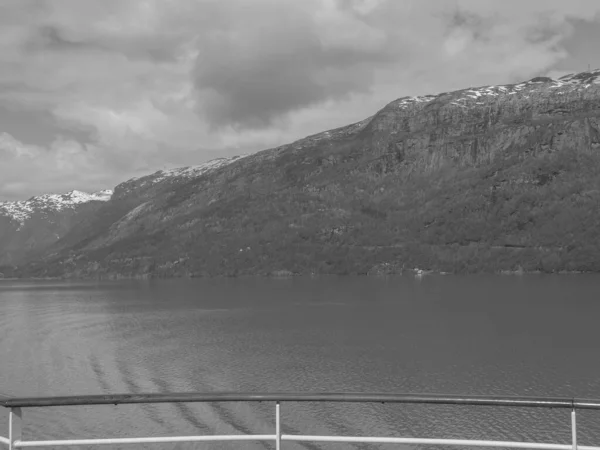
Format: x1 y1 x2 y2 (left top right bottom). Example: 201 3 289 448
191 1 391 129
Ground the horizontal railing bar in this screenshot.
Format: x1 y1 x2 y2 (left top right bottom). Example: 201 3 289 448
2 392 597 409
0 435 9 445
13 435 276 447
297 439 599 450
285 437 600 449
285 436 572 448
8 436 600 449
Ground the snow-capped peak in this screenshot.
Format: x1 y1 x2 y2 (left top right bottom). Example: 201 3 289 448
0 189 113 227
28 189 114 207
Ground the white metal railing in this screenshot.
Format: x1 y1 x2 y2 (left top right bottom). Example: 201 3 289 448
1 392 600 449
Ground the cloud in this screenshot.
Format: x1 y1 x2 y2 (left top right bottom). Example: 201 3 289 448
1 0 600 199
191 0 600 129
0 132 107 200
191 0 391 129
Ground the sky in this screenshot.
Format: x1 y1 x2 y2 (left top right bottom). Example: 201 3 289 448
1 0 599 201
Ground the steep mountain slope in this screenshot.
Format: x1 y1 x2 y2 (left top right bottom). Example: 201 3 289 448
48 156 246 254
0 190 112 266
28 156 240 268
15 69 600 278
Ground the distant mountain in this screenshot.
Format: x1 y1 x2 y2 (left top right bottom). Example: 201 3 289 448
0 156 244 270
12 69 600 278
47 156 246 253
0 190 112 265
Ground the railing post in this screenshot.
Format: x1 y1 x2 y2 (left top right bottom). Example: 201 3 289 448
572 409 577 450
9 407 22 450
275 401 281 450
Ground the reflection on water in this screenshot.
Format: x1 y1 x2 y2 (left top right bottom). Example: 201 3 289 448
2 275 600 449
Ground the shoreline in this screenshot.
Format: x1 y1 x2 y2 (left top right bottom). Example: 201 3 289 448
0 269 595 282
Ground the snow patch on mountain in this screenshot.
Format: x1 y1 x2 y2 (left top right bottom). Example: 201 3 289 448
0 189 113 227
152 156 244 183
393 68 600 110
129 155 246 188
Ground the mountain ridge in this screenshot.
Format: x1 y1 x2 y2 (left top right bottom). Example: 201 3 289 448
0 189 113 227
4 68 600 278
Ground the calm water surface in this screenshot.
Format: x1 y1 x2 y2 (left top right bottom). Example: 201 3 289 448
1 275 600 449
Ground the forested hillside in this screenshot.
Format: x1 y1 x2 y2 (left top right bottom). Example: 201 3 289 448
9 70 600 278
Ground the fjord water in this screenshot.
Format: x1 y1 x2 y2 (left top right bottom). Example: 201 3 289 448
2 275 600 450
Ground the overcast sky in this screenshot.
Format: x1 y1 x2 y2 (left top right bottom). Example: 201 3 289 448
1 0 599 201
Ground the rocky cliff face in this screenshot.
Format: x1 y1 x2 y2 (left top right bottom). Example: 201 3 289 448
361 71 600 170
14 69 600 278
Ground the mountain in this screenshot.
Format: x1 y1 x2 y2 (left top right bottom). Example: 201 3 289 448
0 190 112 266
0 157 244 273
11 69 600 278
45 156 246 255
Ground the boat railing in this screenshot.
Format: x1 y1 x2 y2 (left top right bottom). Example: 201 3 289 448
1 392 600 449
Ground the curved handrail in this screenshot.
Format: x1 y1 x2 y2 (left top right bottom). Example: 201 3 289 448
1 392 599 409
